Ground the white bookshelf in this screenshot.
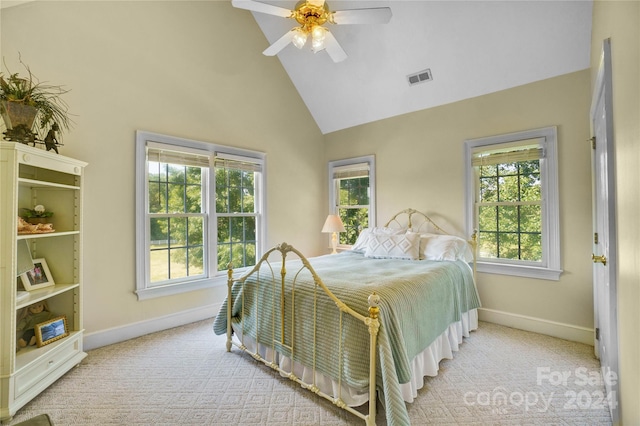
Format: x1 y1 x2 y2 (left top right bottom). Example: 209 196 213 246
0 143 88 422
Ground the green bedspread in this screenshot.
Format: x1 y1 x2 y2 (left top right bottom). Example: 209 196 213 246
213 251 481 426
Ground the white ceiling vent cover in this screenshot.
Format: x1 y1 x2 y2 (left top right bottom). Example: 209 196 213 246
407 68 433 86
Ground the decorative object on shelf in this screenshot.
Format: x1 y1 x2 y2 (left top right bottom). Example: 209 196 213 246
35 315 68 347
19 258 55 291
0 57 71 149
16 300 57 349
322 214 346 254
17 216 54 234
21 204 54 223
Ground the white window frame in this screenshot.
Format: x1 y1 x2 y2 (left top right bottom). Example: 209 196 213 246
464 126 562 280
328 155 376 249
135 131 266 300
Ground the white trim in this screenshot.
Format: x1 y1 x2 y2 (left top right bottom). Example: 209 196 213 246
478 308 594 345
464 126 562 279
477 263 562 281
83 304 221 350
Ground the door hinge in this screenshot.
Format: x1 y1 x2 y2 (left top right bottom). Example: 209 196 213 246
595 327 600 340
594 232 599 244
590 136 596 149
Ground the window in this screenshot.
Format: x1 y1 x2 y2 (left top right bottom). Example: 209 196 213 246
464 127 561 280
328 156 376 246
136 131 265 300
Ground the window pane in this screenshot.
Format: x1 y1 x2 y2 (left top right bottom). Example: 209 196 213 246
497 162 518 176
499 175 519 202
188 217 204 245
498 232 520 259
479 177 497 203
150 217 168 246
169 217 187 245
217 217 230 243
245 216 256 241
479 231 498 258
169 248 188 279
230 216 244 242
149 249 168 282
520 233 542 261
186 167 202 185
498 205 519 232
339 207 369 245
148 181 166 213
478 206 497 232
228 169 242 187
188 247 204 275
245 242 256 266
520 205 541 233
167 164 184 184
167 183 185 212
185 185 201 213
228 187 242 212
216 186 229 213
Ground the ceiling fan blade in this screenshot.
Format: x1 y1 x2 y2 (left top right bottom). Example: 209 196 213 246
231 0 292 18
331 7 392 25
263 29 297 56
324 31 347 63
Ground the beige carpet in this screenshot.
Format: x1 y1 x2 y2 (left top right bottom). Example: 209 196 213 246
8 320 612 425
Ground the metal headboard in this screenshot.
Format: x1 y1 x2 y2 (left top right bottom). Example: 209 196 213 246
383 208 449 234
384 208 478 280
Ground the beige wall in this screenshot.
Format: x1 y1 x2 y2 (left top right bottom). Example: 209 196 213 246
1 1 326 334
325 70 595 330
591 1 640 424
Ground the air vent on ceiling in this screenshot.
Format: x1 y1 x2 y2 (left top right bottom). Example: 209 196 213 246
407 68 433 86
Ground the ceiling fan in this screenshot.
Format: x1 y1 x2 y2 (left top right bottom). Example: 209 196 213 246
232 0 392 63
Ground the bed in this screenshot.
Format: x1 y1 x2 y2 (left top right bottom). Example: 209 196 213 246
213 208 481 426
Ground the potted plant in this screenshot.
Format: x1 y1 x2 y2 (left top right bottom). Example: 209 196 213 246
20 205 54 225
0 58 71 146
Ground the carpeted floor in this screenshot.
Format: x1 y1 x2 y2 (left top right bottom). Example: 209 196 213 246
7 319 612 425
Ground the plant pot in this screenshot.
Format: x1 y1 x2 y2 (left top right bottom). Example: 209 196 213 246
1 101 37 130
1 101 38 144
26 217 51 225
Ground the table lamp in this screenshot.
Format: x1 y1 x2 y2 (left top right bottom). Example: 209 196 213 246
322 214 346 254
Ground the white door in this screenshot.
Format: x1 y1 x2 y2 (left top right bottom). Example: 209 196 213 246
590 38 619 423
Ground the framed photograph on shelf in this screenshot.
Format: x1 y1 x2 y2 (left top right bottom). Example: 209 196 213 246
20 258 55 291
35 315 68 347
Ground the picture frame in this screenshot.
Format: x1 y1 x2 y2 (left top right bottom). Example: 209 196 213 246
35 315 68 347
20 258 55 291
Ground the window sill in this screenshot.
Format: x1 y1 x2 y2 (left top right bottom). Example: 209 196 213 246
476 262 562 281
135 275 227 301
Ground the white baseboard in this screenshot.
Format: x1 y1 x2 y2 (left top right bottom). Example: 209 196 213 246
478 308 594 345
83 303 222 351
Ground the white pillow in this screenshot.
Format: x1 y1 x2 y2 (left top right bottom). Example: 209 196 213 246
420 233 471 261
364 232 420 260
351 227 405 252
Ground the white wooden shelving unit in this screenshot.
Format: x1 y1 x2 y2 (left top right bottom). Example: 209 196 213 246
0 142 88 423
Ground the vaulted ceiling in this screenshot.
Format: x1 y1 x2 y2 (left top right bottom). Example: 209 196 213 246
237 0 593 134
1 1 593 135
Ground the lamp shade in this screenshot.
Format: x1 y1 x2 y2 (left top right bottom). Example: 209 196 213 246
321 214 346 233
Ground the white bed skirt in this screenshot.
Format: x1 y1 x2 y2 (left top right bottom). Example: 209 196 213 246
232 308 478 407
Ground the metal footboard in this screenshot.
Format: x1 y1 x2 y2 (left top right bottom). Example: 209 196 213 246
225 242 381 425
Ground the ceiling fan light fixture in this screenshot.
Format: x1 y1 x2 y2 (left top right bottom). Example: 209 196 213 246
311 37 325 52
311 25 326 41
292 28 308 49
